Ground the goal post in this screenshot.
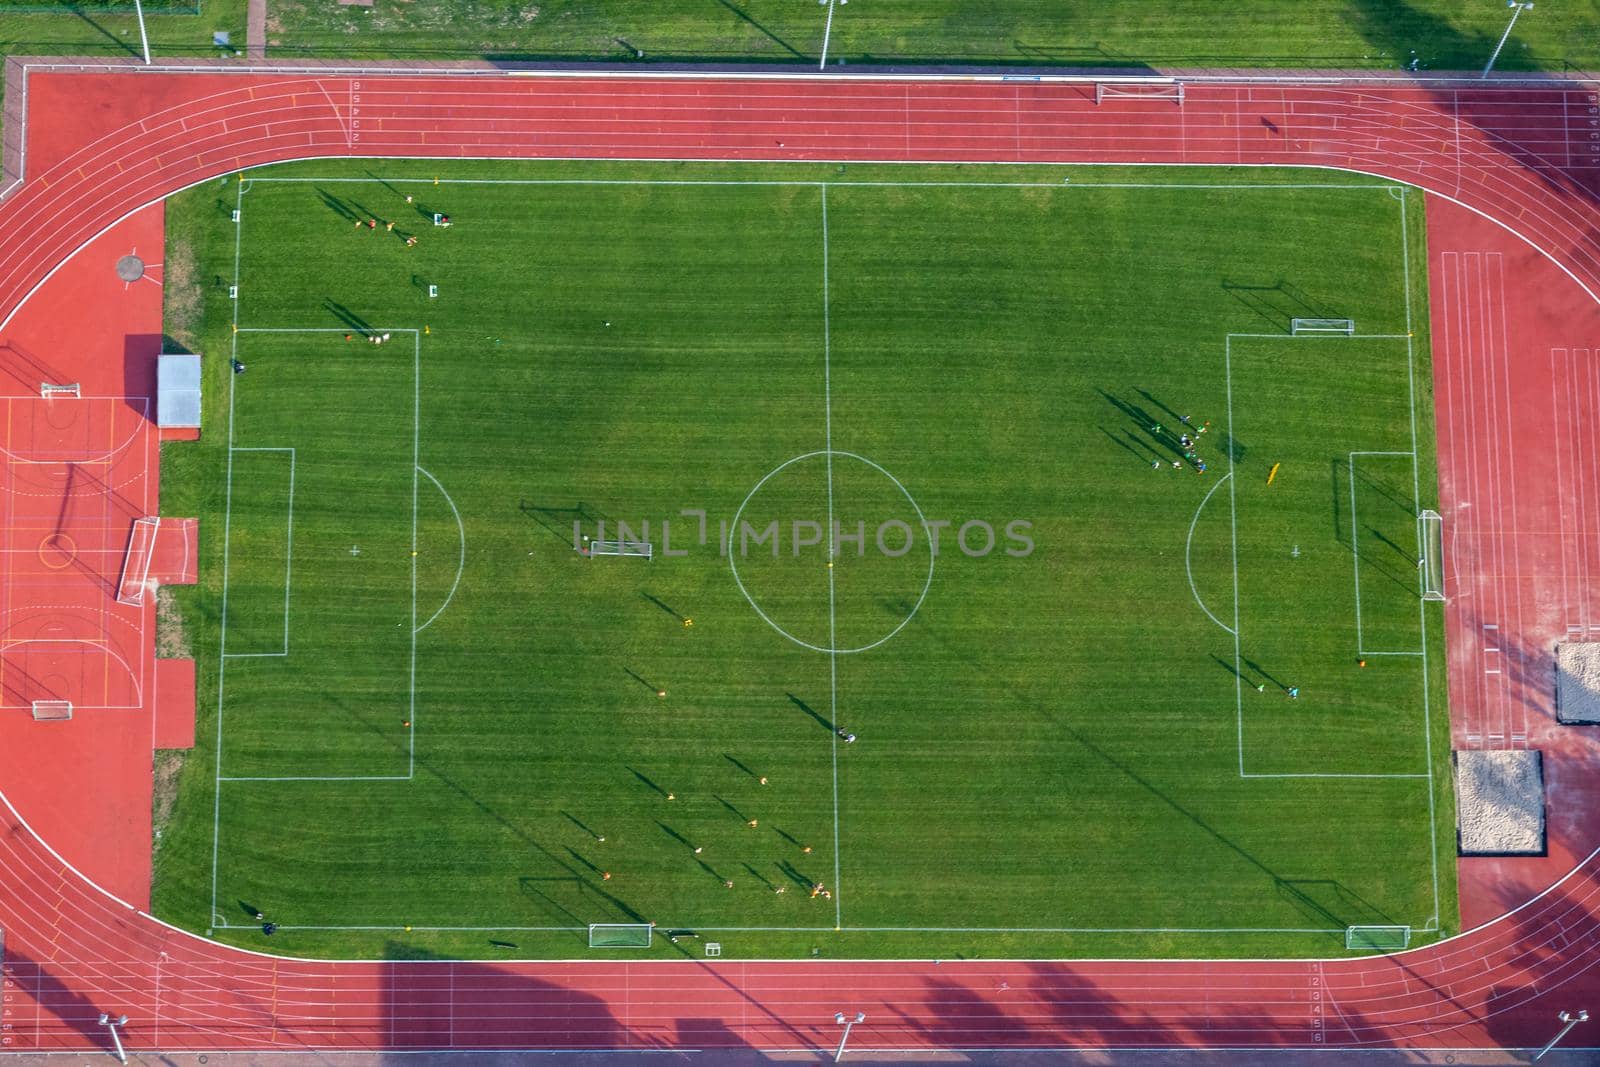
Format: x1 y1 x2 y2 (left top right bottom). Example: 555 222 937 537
1094 80 1184 105
1419 509 1445 601
586 540 653 560
1345 925 1411 951
30 700 72 721
116 516 161 606
588 923 652 948
1290 318 1356 336
39 382 80 398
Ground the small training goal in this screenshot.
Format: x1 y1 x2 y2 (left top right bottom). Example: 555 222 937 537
1345 925 1411 951
1419 509 1445 601
116 517 161 606
1094 80 1185 105
1290 318 1356 336
587 540 653 561
39 382 80 398
31 700 73 721
589 923 652 948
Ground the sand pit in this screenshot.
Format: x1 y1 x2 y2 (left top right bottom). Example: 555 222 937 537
1556 642 1600 724
1455 750 1544 856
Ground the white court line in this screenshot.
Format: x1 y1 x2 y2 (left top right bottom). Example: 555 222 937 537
413 466 465 635
1185 472 1235 635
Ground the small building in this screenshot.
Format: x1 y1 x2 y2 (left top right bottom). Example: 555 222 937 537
157 352 201 433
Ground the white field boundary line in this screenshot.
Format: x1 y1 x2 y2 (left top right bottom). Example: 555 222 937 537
40 166 1453 941
1347 450 1424 659
1399 185 1444 931
22 57 1600 86
208 176 246 928
218 446 295 661
244 176 1401 190
1186 472 1235 635
820 184 842 933
1227 335 1435 786
413 466 465 635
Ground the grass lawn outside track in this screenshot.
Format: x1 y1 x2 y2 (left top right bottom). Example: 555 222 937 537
154 159 1456 962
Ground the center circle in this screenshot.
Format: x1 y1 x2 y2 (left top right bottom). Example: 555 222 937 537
37 532 77 570
728 450 934 655
115 254 145 282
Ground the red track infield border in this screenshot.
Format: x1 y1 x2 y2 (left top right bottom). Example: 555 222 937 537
2 64 1600 1056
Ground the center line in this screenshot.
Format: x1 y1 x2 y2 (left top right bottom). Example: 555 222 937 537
821 184 842 932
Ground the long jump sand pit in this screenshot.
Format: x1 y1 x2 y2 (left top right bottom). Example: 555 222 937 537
1556 642 1600 724
1454 750 1545 856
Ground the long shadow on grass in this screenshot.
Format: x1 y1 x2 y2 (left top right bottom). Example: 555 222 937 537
786 692 835 734
710 0 809 61
893 599 1360 934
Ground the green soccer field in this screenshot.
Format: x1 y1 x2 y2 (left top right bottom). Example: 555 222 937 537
153 160 1455 961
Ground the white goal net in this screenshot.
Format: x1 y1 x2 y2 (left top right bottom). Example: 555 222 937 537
587 540 653 560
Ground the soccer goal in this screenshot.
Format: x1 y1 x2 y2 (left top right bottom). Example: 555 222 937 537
1418 509 1445 601
1345 925 1411 951
588 923 652 948
39 382 80 398
30 700 72 722
587 540 653 561
116 517 161 606
1290 318 1356 336
1094 80 1185 105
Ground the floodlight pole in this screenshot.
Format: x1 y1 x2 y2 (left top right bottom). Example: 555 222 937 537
833 1011 865 1062
1482 1 1532 78
818 0 847 71
132 0 152 65
1534 1009 1588 1060
97 1013 129 1065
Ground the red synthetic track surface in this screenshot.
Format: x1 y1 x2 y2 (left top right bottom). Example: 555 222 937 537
3 67 1600 1055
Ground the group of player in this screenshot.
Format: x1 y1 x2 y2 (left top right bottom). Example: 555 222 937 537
1149 413 1212 474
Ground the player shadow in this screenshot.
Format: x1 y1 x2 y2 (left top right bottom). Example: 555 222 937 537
623 667 663 695
559 810 603 840
656 821 698 852
563 846 602 874
316 188 359 222
741 862 776 890
1099 427 1153 467
786 692 836 734
1211 654 1265 690
322 300 373 336
712 794 749 823
641 591 685 621
776 859 816 890
625 765 668 796
1240 656 1288 691
723 753 761 780
1097 389 1194 463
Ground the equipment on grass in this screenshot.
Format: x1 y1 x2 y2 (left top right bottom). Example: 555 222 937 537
1419 509 1446 601
1345 924 1411 951
1290 318 1356 336
30 700 73 721
1094 80 1185 105
116 517 162 606
588 923 652 948
587 540 653 560
39 382 80 398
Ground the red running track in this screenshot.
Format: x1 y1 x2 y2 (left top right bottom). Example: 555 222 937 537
3 66 1600 1055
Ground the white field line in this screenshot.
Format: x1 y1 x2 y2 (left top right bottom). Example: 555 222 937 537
1400 186 1444 929
243 176 1399 191
409 328 420 778
1225 335 1244 778
219 446 295 660
414 465 465 634
1185 472 1235 635
209 176 247 926
821 184 842 932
